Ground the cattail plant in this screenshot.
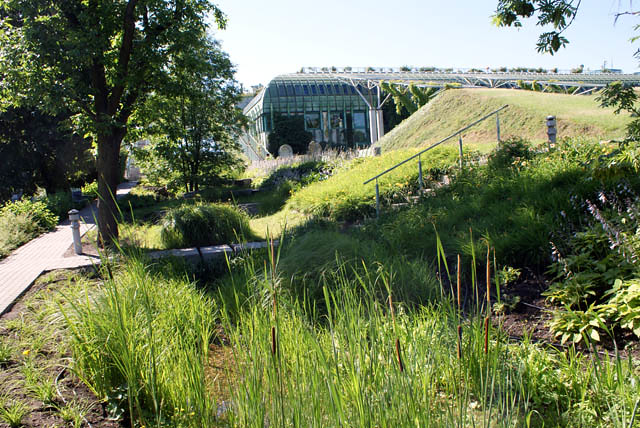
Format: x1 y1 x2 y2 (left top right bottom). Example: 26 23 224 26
457 254 463 360
270 238 278 356
388 293 404 372
395 338 404 373
484 245 491 355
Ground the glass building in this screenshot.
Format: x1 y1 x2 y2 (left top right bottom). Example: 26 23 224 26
241 74 379 159
240 68 640 160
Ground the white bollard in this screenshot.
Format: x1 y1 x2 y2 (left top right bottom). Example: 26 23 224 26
68 209 82 255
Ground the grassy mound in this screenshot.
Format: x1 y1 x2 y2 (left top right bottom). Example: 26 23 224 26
287 147 457 221
372 138 640 270
379 88 631 151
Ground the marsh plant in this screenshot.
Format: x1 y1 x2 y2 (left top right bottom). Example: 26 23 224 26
217 238 640 427
61 257 218 427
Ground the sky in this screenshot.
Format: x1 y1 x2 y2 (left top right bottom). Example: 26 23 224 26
211 0 640 89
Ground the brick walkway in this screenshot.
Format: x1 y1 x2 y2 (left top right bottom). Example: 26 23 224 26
0 182 136 315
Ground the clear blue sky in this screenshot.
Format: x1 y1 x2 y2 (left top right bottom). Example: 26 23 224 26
211 0 639 88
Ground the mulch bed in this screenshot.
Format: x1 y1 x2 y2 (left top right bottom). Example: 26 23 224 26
494 270 640 359
0 269 119 428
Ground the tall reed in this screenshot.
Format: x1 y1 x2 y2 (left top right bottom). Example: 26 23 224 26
60 256 217 427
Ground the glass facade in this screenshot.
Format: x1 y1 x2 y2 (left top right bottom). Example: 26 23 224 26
242 75 373 156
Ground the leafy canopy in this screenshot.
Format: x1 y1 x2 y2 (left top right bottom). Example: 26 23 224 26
0 0 228 243
492 0 581 54
132 35 244 192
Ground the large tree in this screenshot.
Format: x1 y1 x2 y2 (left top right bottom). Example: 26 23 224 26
133 36 244 193
0 0 226 245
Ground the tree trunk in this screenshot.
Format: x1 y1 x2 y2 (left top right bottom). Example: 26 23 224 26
96 131 123 247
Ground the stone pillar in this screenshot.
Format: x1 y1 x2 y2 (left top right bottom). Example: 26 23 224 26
546 115 557 149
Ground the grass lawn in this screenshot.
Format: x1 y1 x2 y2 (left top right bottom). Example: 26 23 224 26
379 88 631 151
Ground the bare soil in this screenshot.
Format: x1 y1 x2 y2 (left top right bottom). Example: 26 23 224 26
0 269 119 428
494 270 640 359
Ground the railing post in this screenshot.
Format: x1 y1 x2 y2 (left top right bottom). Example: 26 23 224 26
496 112 501 144
418 155 424 190
375 179 380 219
458 135 464 169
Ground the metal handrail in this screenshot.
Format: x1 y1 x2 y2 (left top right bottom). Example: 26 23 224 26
363 104 508 218
363 104 508 185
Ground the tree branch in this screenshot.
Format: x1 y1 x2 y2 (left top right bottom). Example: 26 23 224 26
107 0 138 116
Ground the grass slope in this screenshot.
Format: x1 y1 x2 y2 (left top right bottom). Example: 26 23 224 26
379 88 631 151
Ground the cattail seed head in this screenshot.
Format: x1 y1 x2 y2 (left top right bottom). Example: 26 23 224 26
395 338 404 372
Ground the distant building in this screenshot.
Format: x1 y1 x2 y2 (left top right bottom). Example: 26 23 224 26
239 68 640 160
240 74 381 160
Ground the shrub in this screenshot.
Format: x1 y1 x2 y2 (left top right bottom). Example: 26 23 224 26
267 114 312 156
117 187 165 210
81 181 99 199
160 203 251 248
0 198 57 231
260 161 332 189
44 191 75 220
288 147 457 221
487 137 533 173
0 211 42 258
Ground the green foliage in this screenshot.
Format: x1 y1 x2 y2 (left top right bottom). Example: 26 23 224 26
606 278 640 338
487 137 534 172
267 114 312 156
0 0 229 244
379 88 629 153
373 137 640 272
288 147 457 221
597 81 640 140
0 211 41 258
117 187 166 211
43 191 75 220
61 258 218 427
1 198 58 231
544 175 640 342
0 107 96 202
492 0 577 54
549 304 607 345
133 36 244 193
259 161 333 189
0 398 29 427
380 82 440 116
81 181 99 199
160 203 251 248
545 226 632 309
218 249 640 427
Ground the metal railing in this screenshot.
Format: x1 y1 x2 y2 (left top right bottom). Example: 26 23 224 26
363 104 508 218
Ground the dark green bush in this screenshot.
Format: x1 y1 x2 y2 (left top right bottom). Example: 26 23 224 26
267 114 312 156
0 211 43 258
160 203 251 248
487 137 534 172
0 198 58 257
44 191 76 220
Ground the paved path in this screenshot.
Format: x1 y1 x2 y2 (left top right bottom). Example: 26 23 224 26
0 182 136 315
